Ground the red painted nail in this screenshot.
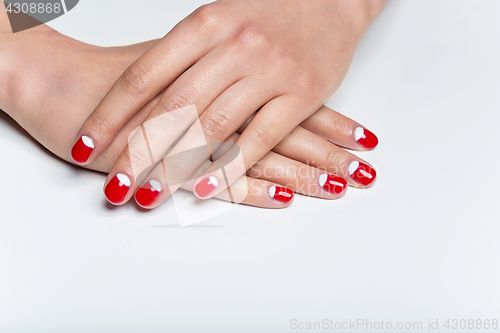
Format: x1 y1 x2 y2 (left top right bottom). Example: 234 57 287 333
269 186 294 203
195 176 219 198
105 173 131 204
319 174 347 194
349 161 377 186
135 180 162 207
71 135 94 163
354 127 378 149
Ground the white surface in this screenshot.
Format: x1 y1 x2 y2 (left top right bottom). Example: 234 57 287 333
1 0 499 332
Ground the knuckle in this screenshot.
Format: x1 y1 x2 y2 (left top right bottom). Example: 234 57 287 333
161 159 185 186
246 178 260 193
224 159 247 183
128 147 152 173
252 122 277 148
244 177 263 200
296 163 313 182
202 111 231 140
232 24 268 50
324 145 346 174
191 4 223 31
324 111 350 136
268 45 295 70
263 43 303 78
91 112 115 136
157 91 195 115
120 63 150 96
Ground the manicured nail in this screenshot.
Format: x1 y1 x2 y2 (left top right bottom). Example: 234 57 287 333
354 127 378 149
195 176 219 198
135 180 162 207
348 161 377 186
71 135 94 163
269 186 294 203
319 173 347 194
105 173 131 204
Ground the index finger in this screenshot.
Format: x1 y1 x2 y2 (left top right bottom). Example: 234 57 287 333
70 6 224 165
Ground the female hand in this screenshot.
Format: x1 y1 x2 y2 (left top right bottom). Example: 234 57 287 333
71 0 386 202
0 24 376 210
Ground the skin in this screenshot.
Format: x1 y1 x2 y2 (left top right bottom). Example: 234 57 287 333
0 3 378 210
72 0 386 206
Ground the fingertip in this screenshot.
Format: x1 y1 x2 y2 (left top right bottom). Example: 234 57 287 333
269 185 294 204
135 180 162 208
319 173 348 198
71 135 94 164
193 175 220 199
347 160 377 188
354 127 379 150
104 173 131 205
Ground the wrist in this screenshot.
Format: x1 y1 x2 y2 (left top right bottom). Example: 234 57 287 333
0 27 64 118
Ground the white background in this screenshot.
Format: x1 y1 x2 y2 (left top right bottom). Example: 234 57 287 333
0 0 499 332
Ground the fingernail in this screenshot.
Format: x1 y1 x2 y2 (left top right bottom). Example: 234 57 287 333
195 176 219 198
319 173 347 194
135 180 162 207
105 173 131 204
354 127 378 149
269 186 294 203
348 161 377 186
71 135 94 163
